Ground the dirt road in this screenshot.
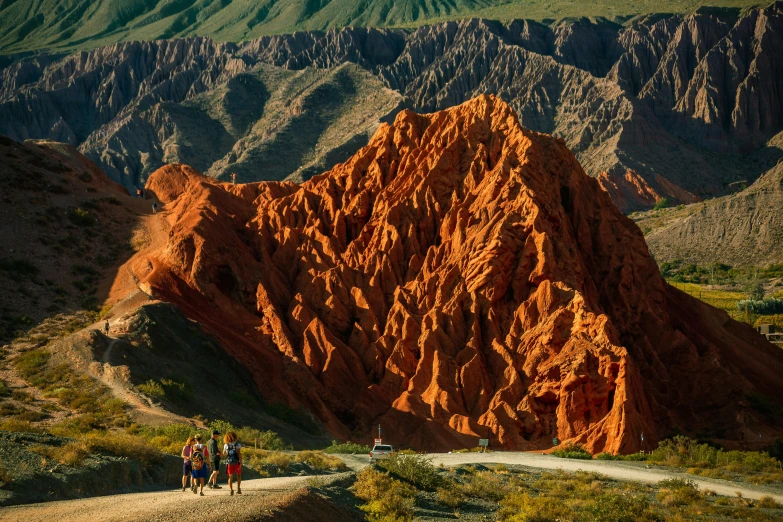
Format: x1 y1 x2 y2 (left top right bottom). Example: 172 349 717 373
0 474 351 522
3 453 781 520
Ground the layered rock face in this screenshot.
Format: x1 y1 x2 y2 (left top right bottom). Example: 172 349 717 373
137 96 783 452
2 5 783 210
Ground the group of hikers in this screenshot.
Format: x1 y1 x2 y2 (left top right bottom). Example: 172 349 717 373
181 430 243 496
136 187 158 214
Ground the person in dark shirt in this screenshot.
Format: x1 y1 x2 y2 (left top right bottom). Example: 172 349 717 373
207 429 222 489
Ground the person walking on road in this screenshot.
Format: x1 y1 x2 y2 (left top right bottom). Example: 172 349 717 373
207 429 222 489
223 431 242 495
190 434 210 496
180 437 195 492
152 200 158 214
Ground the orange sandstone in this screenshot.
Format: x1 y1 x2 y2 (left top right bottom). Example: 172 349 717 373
138 95 783 452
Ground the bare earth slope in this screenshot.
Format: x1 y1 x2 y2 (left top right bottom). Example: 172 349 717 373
644 161 783 266
2 5 783 210
133 96 783 453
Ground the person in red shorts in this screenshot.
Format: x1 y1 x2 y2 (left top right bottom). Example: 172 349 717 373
223 431 242 495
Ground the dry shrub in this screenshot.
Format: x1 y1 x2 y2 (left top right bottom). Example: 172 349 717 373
463 470 518 501
436 480 465 508
83 431 162 465
244 449 295 475
756 495 782 509
377 453 442 491
0 462 12 485
499 492 571 521
294 450 346 471
30 441 89 466
353 467 416 522
656 478 701 507
0 418 43 433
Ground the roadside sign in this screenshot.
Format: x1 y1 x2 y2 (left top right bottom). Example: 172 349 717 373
374 438 383 445
478 439 489 447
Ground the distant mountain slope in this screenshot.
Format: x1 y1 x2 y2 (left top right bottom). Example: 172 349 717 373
1 5 782 210
642 154 783 267
0 1 766 55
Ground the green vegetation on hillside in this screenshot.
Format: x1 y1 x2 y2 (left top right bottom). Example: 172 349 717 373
658 260 783 328
0 0 767 54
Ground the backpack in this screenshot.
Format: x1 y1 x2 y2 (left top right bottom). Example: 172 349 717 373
191 446 205 471
226 443 239 465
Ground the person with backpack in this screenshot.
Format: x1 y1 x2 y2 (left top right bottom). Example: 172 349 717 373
207 429 222 489
223 431 242 495
190 434 211 496
180 437 195 492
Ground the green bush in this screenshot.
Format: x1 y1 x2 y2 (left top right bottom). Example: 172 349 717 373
551 443 593 459
376 453 442 491
0 380 10 397
324 440 371 454
208 420 287 450
653 198 670 210
736 298 783 314
648 436 783 482
67 207 96 227
137 380 165 399
137 378 191 405
15 349 51 377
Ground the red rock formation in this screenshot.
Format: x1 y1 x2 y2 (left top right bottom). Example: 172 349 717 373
597 170 700 211
140 95 783 453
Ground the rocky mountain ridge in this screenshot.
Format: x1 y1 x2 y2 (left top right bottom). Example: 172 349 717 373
2 5 783 211
132 96 783 452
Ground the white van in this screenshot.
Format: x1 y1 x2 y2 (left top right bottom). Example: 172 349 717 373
369 444 394 461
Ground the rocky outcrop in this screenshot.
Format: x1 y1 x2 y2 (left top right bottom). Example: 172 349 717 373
136 96 783 452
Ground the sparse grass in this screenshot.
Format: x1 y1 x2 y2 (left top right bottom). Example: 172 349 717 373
16 348 127 430
323 440 371 454
500 469 656 521
0 379 10 397
0 258 40 281
551 443 593 459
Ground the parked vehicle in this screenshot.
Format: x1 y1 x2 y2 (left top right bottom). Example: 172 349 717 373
370 444 394 461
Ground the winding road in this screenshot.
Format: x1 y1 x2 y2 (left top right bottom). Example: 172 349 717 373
2 453 781 521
